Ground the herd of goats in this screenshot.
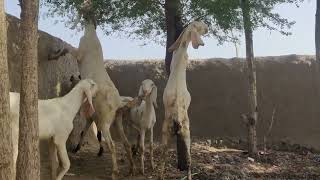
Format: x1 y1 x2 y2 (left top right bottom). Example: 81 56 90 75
8 2 209 180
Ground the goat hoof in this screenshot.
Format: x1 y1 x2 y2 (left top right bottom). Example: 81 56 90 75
112 170 119 180
131 145 138 157
72 144 81 153
97 147 104 156
129 166 137 176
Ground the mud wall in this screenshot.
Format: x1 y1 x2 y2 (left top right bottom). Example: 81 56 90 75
6 14 320 150
7 14 78 98
106 55 320 149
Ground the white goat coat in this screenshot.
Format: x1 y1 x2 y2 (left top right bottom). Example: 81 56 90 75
163 47 191 127
10 86 83 163
77 24 121 128
130 99 156 131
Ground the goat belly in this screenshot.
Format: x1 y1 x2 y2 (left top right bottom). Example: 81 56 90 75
38 123 54 140
38 119 51 139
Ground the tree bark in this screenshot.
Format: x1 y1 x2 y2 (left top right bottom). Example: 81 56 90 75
0 1 14 179
241 0 258 157
316 0 320 62
312 0 320 142
164 0 189 171
165 0 183 75
16 0 40 179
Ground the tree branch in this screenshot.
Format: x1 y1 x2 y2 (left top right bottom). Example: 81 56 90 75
18 0 23 8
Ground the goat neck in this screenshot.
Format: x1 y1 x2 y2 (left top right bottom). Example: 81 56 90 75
84 22 96 37
59 84 84 119
144 95 153 113
169 44 189 81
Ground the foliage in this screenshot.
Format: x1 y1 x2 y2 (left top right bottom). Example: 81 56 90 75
42 0 304 45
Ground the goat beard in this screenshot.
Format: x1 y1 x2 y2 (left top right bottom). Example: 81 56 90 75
80 99 95 119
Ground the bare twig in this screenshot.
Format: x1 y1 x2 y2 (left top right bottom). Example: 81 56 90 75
267 107 276 136
180 173 198 180
263 106 276 152
241 113 249 124
18 0 23 7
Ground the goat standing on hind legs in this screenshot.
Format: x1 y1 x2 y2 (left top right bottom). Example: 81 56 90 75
158 21 208 180
48 0 137 179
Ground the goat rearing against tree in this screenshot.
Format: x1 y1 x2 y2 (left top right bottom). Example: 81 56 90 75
158 21 208 180
48 0 137 178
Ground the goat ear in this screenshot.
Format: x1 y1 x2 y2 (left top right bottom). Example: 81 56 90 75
138 85 143 97
191 29 204 49
168 30 186 52
81 88 95 119
151 86 158 108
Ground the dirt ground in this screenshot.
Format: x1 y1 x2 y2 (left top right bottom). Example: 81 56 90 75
40 138 320 180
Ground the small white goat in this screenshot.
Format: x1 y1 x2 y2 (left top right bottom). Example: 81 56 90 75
10 79 98 180
129 79 157 175
158 21 208 180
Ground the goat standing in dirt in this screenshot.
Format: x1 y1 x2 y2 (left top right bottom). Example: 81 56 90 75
129 79 157 174
158 21 208 180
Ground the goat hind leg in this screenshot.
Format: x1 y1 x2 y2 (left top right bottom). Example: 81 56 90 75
115 113 136 175
72 117 94 153
180 121 192 180
102 127 119 180
92 121 105 156
158 119 172 180
150 128 155 170
139 130 146 175
132 133 140 156
49 138 58 180
97 130 104 156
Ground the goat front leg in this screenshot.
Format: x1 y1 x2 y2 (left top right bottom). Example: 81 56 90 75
139 130 146 175
72 117 94 153
115 112 136 175
158 118 172 180
48 45 79 61
102 127 119 180
49 138 58 180
150 128 155 170
55 140 71 180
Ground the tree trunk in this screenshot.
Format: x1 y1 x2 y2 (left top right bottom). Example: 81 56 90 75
316 0 320 62
0 1 14 179
165 0 183 75
312 0 320 142
241 0 258 157
16 0 40 179
164 0 189 171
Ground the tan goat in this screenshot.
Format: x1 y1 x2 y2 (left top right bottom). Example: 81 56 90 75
50 2 136 179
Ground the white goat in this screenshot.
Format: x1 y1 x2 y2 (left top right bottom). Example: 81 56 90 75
158 21 208 180
128 79 157 175
11 79 98 180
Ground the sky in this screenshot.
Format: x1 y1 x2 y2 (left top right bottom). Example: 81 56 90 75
4 0 316 60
